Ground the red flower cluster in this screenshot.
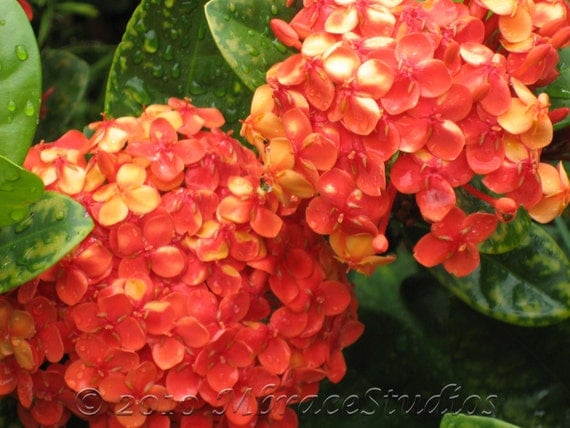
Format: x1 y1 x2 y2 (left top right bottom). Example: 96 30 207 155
1 99 364 427
243 0 570 276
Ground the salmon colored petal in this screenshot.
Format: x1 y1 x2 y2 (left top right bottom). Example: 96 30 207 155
301 32 337 57
426 119 465 161
277 54 306 86
59 165 86 194
325 6 358 34
413 233 454 268
416 177 456 222
342 95 381 135
396 32 434 64
538 162 563 195
414 59 452 98
317 280 351 316
283 108 312 145
56 269 88 306
529 195 565 223
323 44 360 82
277 169 315 198
381 75 420 115
479 73 511 116
207 361 238 392
463 213 498 243
152 337 185 370
270 307 309 338
217 196 251 224
389 155 423 194
459 42 493 65
98 373 129 402
306 197 338 235
443 244 480 277
98 195 129 226
301 133 338 171
466 137 505 175
259 337 291 375
175 316 210 348
115 317 147 351
251 206 283 238
497 98 534 134
482 164 522 194
396 115 429 153
305 67 335 111
499 6 532 44
268 138 295 171
165 365 201 401
124 186 161 214
117 163 147 188
356 59 395 98
521 116 553 149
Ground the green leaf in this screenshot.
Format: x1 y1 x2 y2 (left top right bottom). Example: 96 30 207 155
205 0 297 91
35 48 90 142
0 0 42 164
104 0 251 136
440 413 521 428
0 155 44 227
0 191 93 293
432 224 570 326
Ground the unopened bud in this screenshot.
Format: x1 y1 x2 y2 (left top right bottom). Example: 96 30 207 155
372 234 389 253
494 197 518 223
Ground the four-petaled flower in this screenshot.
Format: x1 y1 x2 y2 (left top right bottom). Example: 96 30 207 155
413 207 498 276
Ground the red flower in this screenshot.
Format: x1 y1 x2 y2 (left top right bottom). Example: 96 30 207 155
413 207 498 276
380 32 451 115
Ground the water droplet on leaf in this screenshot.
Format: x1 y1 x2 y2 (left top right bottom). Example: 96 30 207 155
6 100 16 112
163 44 174 60
10 209 27 223
171 63 181 79
133 50 144 64
271 5 279 15
24 100 35 117
15 45 28 61
152 65 164 78
124 77 152 105
143 30 159 54
55 210 66 221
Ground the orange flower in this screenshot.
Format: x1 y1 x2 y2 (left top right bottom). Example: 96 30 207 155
92 163 160 226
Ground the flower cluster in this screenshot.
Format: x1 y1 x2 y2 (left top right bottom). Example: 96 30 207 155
242 0 570 276
1 99 364 427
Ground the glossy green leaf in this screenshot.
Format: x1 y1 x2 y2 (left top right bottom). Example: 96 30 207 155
35 48 90 142
432 224 570 326
205 0 297 91
104 0 251 136
0 191 93 293
0 0 42 164
440 414 520 428
0 155 44 227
